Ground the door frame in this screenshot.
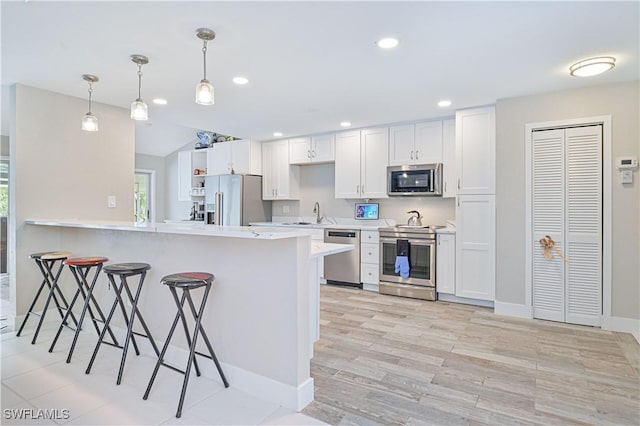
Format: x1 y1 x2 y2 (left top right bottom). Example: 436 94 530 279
135 168 156 224
524 116 612 320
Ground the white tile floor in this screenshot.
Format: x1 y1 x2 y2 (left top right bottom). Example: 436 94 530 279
1 322 326 425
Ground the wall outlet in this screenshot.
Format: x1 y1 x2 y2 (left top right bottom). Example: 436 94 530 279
282 205 290 214
107 195 117 208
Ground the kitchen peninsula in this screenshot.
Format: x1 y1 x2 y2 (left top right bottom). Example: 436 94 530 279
24 219 354 411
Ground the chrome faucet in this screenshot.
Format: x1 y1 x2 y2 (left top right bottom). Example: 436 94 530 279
313 201 321 224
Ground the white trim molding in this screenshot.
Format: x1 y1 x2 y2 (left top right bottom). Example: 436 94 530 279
602 316 640 344
494 301 533 319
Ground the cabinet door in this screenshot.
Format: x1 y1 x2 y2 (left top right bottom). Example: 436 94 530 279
289 137 312 165
335 131 362 199
414 121 443 164
178 151 192 201
230 140 251 174
262 142 277 200
311 134 335 163
360 127 389 199
389 124 415 166
274 140 291 198
442 119 456 198
208 141 232 175
436 233 455 294
456 106 495 195
455 195 495 301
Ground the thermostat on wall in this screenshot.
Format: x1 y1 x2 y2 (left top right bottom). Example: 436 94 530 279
616 157 638 169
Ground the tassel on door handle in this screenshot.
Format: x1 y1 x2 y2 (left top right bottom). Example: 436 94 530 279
539 235 568 263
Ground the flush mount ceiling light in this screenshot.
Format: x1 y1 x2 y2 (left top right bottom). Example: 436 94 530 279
437 100 452 107
340 121 352 127
130 54 149 120
376 37 399 49
152 98 168 105
569 56 616 77
273 132 283 137
81 74 99 132
195 28 216 105
232 76 249 85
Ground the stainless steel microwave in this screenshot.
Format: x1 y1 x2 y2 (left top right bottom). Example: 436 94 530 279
387 163 443 196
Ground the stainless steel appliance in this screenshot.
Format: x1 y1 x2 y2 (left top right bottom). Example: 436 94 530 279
378 226 438 300
387 163 443 196
324 229 361 288
204 174 271 226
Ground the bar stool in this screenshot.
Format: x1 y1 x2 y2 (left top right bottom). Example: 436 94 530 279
143 272 229 418
85 262 160 385
16 251 79 344
48 256 119 364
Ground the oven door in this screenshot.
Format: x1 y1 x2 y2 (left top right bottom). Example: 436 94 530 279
379 237 435 287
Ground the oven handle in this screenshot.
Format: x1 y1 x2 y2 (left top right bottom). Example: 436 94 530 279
380 237 435 245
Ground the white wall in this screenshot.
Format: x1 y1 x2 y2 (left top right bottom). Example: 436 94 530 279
1 135 8 156
135 153 165 221
272 163 456 225
10 84 135 315
496 80 639 320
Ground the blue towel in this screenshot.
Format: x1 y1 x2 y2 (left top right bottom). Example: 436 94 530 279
395 256 410 278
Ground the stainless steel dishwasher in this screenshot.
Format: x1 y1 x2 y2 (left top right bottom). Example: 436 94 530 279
324 229 361 288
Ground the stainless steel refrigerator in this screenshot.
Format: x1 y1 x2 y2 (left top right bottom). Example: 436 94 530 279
204 174 271 226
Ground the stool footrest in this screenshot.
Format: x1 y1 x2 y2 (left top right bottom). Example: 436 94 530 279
101 341 124 350
160 362 186 375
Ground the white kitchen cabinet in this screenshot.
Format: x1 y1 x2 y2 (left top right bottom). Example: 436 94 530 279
389 121 443 166
207 139 262 176
289 134 335 164
262 140 300 200
442 119 456 198
455 195 495 301
335 128 389 199
455 106 495 195
436 232 455 294
360 230 380 292
177 150 206 201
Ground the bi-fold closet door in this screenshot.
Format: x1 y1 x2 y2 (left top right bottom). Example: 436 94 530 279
532 125 602 326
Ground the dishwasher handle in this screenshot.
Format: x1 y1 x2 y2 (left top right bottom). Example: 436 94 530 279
326 231 357 238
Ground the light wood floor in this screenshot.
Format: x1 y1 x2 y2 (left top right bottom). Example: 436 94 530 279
302 285 640 426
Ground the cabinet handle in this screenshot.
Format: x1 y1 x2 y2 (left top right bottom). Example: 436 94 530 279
415 150 419 159
457 198 460 207
438 235 441 245
368 252 372 256
361 185 364 194
445 182 447 192
312 150 316 158
410 150 414 160
307 150 311 159
457 178 460 190
275 188 279 196
356 185 359 194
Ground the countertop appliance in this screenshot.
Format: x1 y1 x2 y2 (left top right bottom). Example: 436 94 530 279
324 228 361 288
205 174 271 226
378 225 439 300
387 163 442 196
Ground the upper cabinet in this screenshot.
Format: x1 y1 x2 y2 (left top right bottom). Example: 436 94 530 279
389 121 443 166
442 119 456 198
289 135 335 165
178 150 207 201
262 140 300 200
455 106 496 195
207 139 262 176
335 128 389 199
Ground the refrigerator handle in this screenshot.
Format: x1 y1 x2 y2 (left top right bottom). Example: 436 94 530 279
214 192 223 225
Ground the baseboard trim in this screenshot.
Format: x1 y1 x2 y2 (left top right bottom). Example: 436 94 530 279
362 283 379 293
494 301 533 319
437 293 494 308
602 316 640 344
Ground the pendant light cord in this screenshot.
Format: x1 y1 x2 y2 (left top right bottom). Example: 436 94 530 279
202 40 208 80
137 64 143 100
87 82 93 113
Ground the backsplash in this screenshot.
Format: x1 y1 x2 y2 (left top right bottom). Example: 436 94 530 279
271 164 456 226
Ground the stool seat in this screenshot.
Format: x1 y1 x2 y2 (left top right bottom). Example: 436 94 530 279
161 272 214 289
103 262 151 275
30 251 72 260
65 256 109 267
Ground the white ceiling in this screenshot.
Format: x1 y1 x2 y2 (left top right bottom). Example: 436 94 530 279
2 1 638 157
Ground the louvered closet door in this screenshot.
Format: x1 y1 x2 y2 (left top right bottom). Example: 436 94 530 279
532 128 566 322
565 126 602 326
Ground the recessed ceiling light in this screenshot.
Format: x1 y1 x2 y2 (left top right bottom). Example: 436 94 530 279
273 132 283 137
569 56 616 77
376 37 399 49
437 100 452 107
152 98 168 105
340 121 352 127
232 76 249 85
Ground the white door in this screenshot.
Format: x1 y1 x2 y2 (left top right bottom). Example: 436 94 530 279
389 124 414 166
208 142 232 175
274 140 290 199
436 233 455 294
414 121 443 164
360 127 389 199
262 142 276 199
531 125 602 326
177 151 192 201
230 140 251 174
335 131 361 199
311 134 335 163
456 107 496 195
442 119 456 198
289 137 312 164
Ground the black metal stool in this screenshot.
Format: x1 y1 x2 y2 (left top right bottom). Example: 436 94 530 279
48 256 119 363
143 272 229 418
85 263 160 384
17 251 79 344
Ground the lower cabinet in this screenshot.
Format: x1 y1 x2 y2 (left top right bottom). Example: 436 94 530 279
360 230 380 291
436 232 455 294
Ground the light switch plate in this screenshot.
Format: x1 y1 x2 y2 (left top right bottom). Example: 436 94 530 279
621 170 633 184
282 205 290 214
107 195 117 208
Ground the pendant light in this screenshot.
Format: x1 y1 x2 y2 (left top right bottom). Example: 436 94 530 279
130 54 149 120
81 74 99 132
195 28 216 105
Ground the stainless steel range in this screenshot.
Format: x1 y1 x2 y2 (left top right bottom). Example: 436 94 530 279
378 225 441 301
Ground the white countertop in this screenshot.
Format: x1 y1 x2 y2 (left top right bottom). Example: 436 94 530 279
310 242 355 258
436 227 456 234
250 221 389 231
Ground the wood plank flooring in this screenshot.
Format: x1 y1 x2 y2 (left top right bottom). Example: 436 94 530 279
302 285 640 426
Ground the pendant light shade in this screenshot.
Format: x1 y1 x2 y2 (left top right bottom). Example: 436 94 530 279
195 28 216 105
130 54 149 120
81 74 99 132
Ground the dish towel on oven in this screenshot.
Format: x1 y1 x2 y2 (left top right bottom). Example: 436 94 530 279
395 239 410 278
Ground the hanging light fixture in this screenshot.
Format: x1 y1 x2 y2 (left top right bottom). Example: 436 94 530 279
130 54 149 120
195 28 216 105
81 74 99 132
